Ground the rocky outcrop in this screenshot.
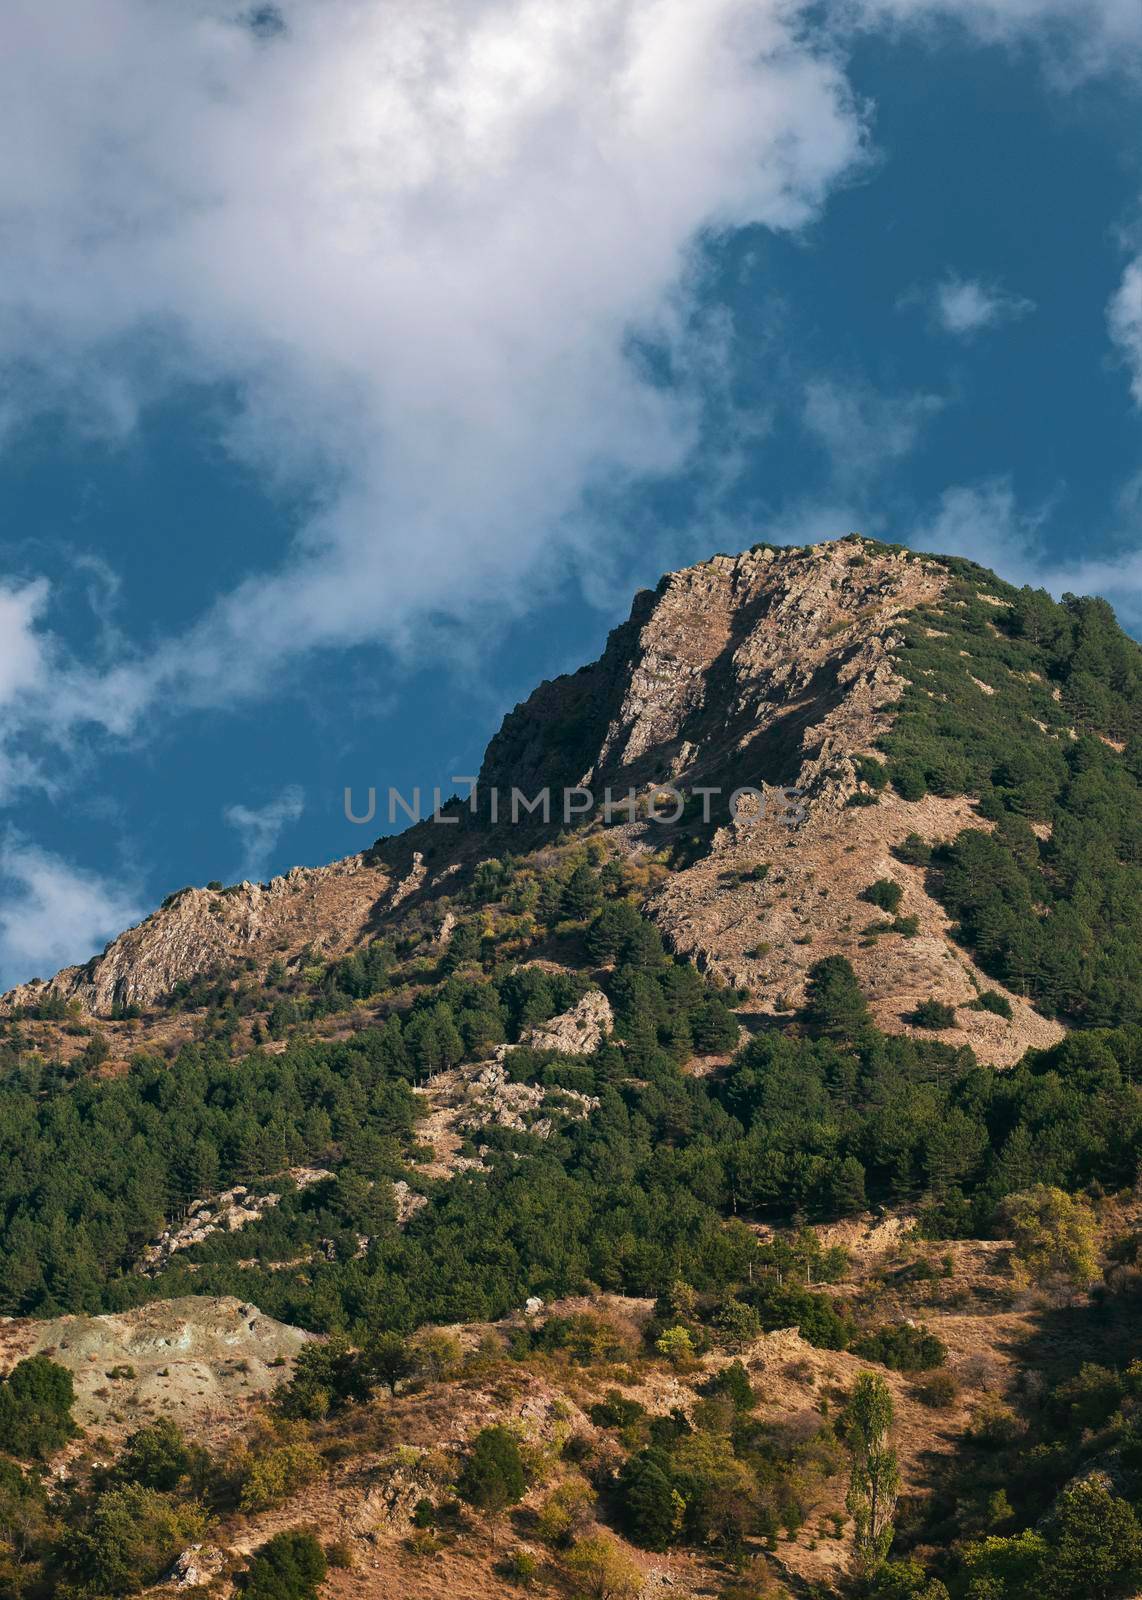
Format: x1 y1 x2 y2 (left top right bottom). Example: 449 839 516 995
480 537 947 804
138 1169 333 1274
411 998 609 1176
0 1297 312 1437
524 989 613 1055
166 1545 228 1590
393 1179 429 1225
1 855 391 1017
423 1057 599 1143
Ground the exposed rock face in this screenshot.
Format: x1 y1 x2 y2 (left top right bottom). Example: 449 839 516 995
0 1297 312 1437
139 1169 333 1274
481 538 1062 1066
525 989 613 1055
411 996 609 1177
166 1545 227 1590
2 854 391 1017
419 1057 600 1145
392 1179 430 1225
481 538 947 804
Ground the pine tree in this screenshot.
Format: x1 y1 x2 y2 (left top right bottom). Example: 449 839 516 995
619 1450 683 1550
804 957 871 1038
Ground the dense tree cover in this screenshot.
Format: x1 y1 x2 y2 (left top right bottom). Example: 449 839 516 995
0 863 744 1322
0 1029 419 1316
879 571 1142 1025
1 925 1140 1338
719 1015 1141 1226
141 1015 1141 1334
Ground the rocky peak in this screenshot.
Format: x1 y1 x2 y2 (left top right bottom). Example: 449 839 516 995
480 536 948 806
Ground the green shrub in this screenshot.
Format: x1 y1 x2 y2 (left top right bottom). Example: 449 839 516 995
60 1484 206 1595
458 1426 527 1515
855 756 889 791
113 1419 191 1492
864 879 903 914
912 999 956 1029
243 1529 327 1600
589 1390 646 1429
914 1371 959 1409
972 990 1013 1019
890 761 928 801
239 1442 322 1512
501 1546 540 1586
854 1323 947 1373
804 957 871 1038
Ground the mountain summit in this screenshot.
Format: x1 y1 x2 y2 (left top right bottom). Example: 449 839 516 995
5 534 1141 1068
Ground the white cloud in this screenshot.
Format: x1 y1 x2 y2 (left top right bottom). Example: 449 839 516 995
0 0 1134 843
910 480 1048 571
840 0 1142 82
0 581 54 803
1109 259 1142 406
929 275 1034 337
802 378 944 485
224 785 305 882
0 581 50 710
0 836 143 990
0 0 868 723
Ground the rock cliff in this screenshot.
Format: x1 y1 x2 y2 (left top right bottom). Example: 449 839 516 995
2 854 391 1015
480 536 947 803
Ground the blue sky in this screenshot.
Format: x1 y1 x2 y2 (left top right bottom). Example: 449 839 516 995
1 0 1141 988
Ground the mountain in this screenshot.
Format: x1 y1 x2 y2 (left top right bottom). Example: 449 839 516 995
8 533 1139 1063
2 534 1142 1600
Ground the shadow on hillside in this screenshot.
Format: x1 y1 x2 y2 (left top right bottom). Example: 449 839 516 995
897 1277 1141 1554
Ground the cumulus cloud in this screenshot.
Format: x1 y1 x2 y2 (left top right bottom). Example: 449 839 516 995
1109 260 1142 405
224 785 305 882
802 378 944 485
0 0 868 725
925 275 1035 337
0 569 153 810
910 480 1049 571
0 836 143 990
